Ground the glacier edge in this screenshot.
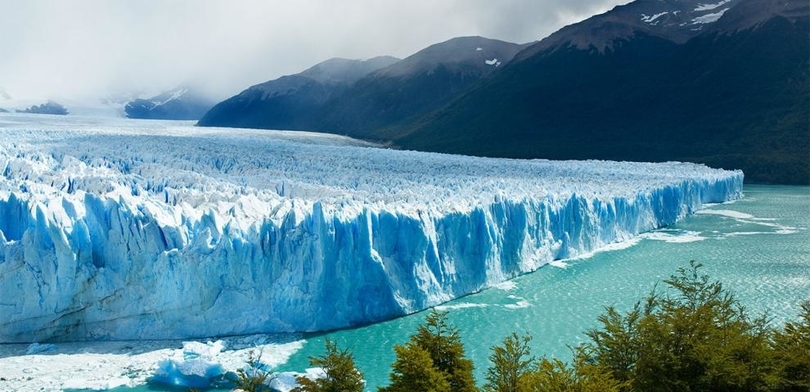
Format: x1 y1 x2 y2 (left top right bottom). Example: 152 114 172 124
0 115 744 342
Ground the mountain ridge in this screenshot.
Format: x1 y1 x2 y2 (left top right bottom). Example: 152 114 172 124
395 0 809 184
197 36 528 139
197 56 400 130
197 0 808 184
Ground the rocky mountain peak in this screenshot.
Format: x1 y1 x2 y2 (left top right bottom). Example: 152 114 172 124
520 0 742 57
374 36 529 78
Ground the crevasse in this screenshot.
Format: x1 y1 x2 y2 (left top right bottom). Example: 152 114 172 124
0 115 743 342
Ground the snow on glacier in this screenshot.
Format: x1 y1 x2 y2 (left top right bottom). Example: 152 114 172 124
0 334 305 391
0 113 744 342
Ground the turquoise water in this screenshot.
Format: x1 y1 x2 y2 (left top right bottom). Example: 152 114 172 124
109 185 810 391
276 185 810 390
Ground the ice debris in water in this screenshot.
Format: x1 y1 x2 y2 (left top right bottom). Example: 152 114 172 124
151 340 227 388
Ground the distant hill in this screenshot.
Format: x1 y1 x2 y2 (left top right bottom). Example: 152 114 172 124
397 0 809 185
17 101 69 115
125 86 215 120
198 56 399 130
198 36 528 139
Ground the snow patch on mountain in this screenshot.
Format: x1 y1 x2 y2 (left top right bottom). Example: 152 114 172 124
641 12 669 24
695 0 733 12
692 8 730 24
0 114 744 342
155 88 188 106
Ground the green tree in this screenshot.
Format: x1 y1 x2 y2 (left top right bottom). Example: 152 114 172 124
772 300 810 391
379 342 451 392
379 309 476 392
484 332 535 392
411 309 477 392
523 356 622 392
580 261 775 391
579 304 641 385
293 339 364 392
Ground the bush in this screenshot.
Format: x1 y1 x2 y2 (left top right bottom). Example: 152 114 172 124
579 261 777 391
293 339 364 392
380 309 476 392
484 332 534 392
772 301 810 391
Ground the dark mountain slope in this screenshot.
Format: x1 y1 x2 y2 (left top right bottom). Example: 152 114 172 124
317 36 529 140
197 56 399 129
17 101 68 115
399 0 809 184
198 37 527 138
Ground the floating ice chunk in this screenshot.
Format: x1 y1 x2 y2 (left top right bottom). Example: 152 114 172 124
566 237 644 262
183 340 225 358
504 299 531 309
151 357 226 388
485 58 499 65
548 260 569 269
151 340 228 388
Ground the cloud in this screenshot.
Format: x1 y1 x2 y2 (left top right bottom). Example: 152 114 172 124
0 0 629 102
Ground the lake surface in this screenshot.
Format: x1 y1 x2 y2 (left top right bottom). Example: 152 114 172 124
46 184 810 391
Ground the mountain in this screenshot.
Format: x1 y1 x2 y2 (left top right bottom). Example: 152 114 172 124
518 0 739 56
197 56 399 130
16 100 68 115
315 36 529 140
397 0 809 185
198 37 528 138
125 86 216 120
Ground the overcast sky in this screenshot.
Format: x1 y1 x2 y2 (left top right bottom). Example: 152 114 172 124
0 0 631 102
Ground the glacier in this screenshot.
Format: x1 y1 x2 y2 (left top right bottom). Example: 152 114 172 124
0 114 743 342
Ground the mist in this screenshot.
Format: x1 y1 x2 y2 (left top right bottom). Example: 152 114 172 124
0 0 630 102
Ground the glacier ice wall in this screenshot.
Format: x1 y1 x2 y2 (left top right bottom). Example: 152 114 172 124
0 115 744 342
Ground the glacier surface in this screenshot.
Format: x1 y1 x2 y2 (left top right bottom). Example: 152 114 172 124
0 114 743 342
